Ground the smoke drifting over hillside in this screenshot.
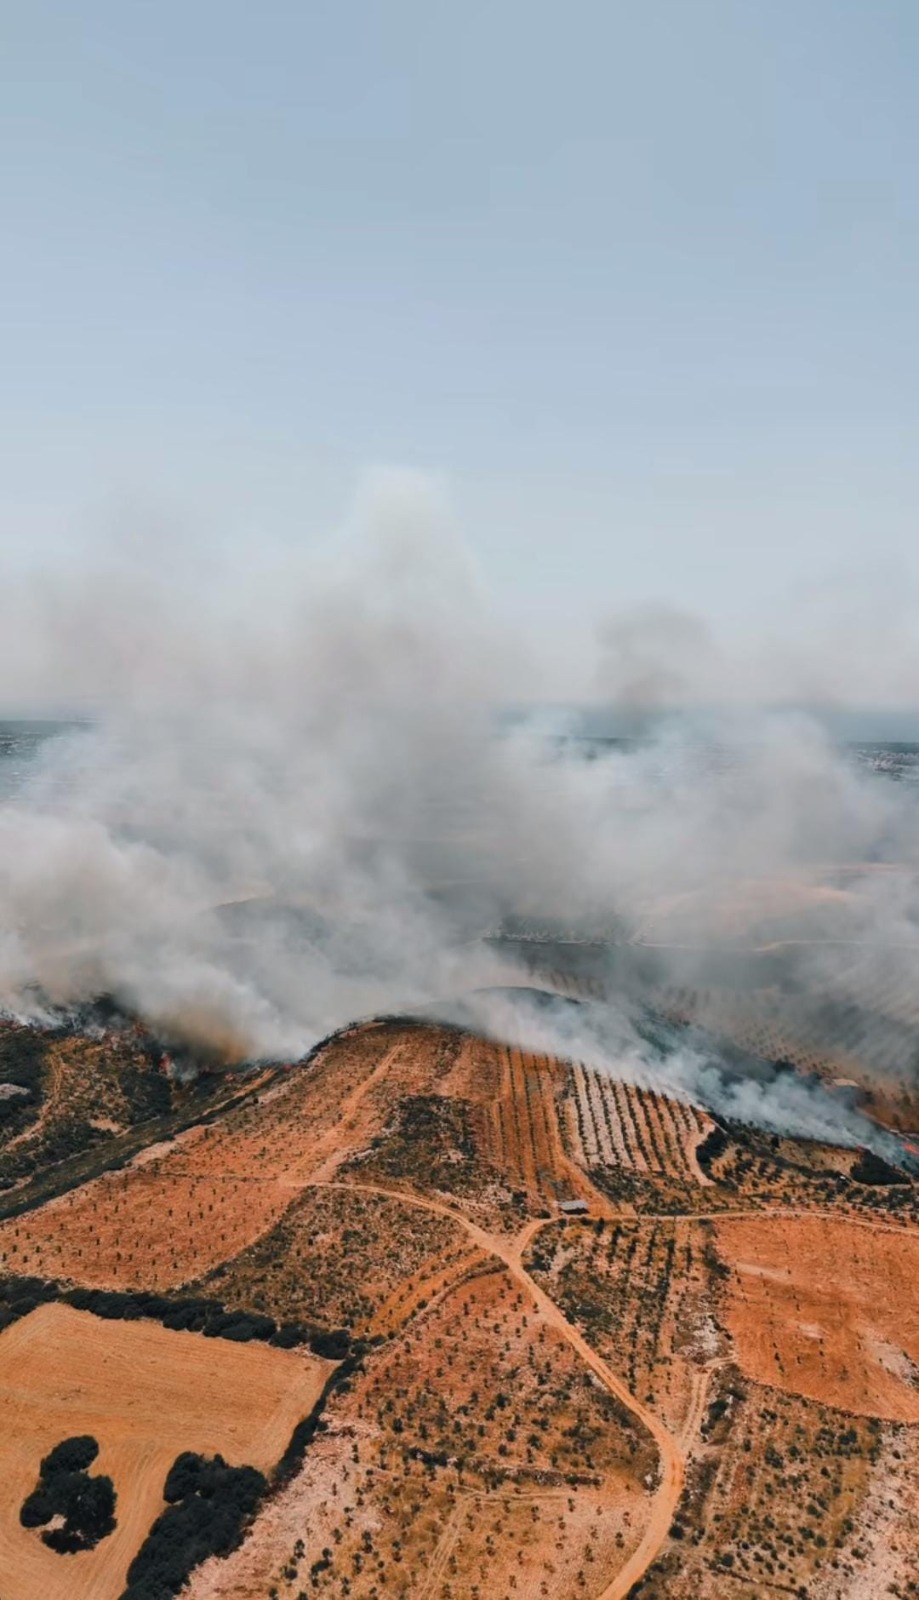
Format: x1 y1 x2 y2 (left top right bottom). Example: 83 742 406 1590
2 475 919 1146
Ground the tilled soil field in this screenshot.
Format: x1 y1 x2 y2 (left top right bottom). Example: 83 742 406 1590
714 1213 919 1421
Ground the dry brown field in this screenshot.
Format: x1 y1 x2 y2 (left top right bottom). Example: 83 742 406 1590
0 1162 296 1288
0 1302 329 1600
192 1182 471 1333
186 1263 657 1600
1 1013 918 1600
714 1213 919 1422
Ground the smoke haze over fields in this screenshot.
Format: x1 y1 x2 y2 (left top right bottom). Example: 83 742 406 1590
1 475 919 1157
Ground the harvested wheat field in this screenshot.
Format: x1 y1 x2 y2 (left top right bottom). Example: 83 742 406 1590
0 1302 330 1600
715 1214 919 1421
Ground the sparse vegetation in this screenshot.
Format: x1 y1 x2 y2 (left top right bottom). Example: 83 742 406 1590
627 1384 886 1598
0 1016 916 1600
191 1183 468 1335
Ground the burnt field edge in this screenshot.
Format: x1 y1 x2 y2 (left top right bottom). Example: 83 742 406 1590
0 1017 364 1227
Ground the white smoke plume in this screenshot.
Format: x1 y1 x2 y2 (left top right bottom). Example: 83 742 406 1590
1 473 919 1151
452 988 911 1162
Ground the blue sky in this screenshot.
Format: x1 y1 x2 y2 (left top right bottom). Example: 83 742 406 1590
2 1 918 688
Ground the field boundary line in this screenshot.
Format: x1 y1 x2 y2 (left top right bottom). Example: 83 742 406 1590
306 1176 687 1600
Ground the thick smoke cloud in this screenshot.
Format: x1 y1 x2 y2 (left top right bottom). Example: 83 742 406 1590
595 562 919 714
454 989 912 1163
1 474 919 1149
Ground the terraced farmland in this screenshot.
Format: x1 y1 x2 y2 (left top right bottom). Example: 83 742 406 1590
568 1064 711 1182
478 1043 595 1210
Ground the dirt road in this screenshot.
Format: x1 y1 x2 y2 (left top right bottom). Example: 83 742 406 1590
294 1186 917 1595
312 1178 686 1600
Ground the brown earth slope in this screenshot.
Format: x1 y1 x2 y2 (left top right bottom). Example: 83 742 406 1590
0 1015 916 1600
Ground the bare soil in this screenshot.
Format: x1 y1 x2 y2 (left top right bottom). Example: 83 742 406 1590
715 1213 919 1421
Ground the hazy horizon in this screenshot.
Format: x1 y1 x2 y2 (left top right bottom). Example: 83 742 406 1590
3 3 919 1099
3 2 919 702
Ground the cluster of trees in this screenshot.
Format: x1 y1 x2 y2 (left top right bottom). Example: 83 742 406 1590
121 1451 265 1600
58 1282 351 1357
0 1022 45 1106
276 1349 365 1486
0 1269 353 1359
695 1122 729 1173
20 1433 117 1553
850 1148 907 1186
0 1272 59 1332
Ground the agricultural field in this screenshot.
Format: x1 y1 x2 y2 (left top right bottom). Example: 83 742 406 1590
714 1213 919 1422
525 1216 727 1437
486 1045 598 1209
342 1032 601 1227
567 1063 712 1183
628 1381 901 1600
439 1034 605 1218
658 983 919 1134
186 1264 658 1600
0 1301 329 1600
0 1020 425 1290
0 1011 916 1599
192 1183 472 1335
0 1160 297 1289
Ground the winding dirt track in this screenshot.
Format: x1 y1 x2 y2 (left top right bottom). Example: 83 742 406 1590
297 1181 919 1598
310 1179 686 1600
